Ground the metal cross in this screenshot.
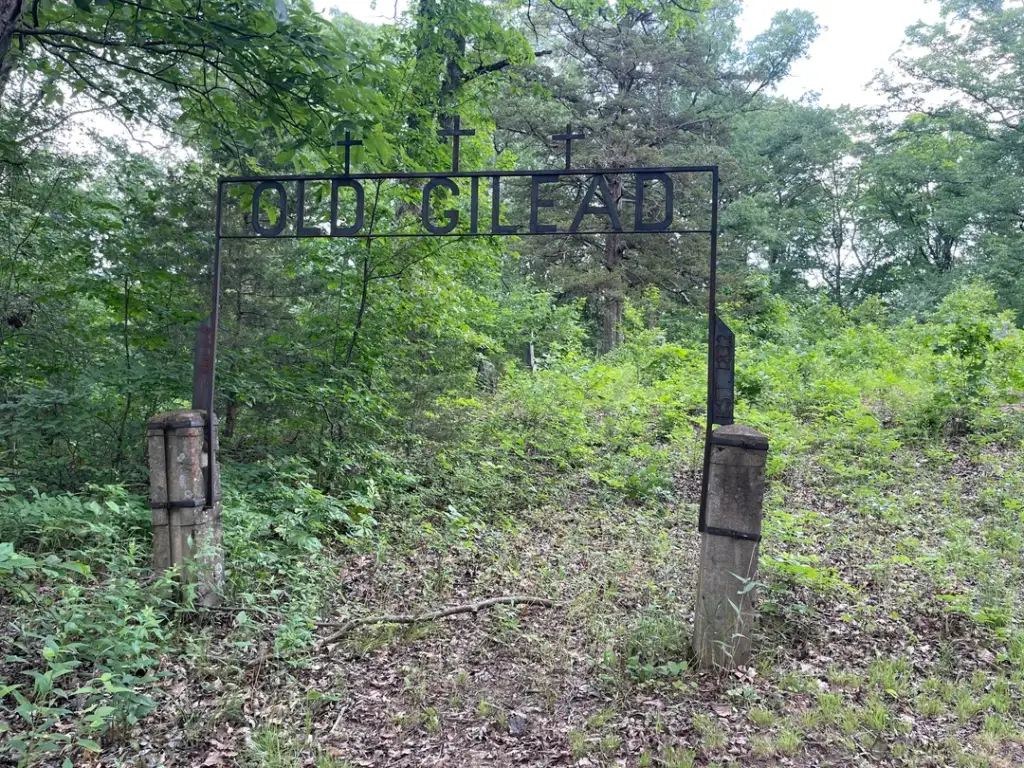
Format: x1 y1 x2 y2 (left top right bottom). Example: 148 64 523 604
437 115 475 173
334 131 362 175
552 123 585 170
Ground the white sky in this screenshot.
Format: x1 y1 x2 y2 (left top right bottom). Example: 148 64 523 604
329 0 941 108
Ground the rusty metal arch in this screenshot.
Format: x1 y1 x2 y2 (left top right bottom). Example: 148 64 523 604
195 125 730 534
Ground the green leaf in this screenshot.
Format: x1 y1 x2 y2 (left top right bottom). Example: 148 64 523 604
16 702 35 723
78 738 102 752
62 560 92 576
253 12 278 34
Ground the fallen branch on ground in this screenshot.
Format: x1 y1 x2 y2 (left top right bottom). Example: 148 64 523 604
319 595 564 646
199 604 348 630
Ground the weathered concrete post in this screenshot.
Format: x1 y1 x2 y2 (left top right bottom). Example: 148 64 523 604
147 409 223 606
693 424 768 668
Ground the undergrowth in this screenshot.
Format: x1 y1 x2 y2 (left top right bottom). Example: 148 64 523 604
2 283 1024 764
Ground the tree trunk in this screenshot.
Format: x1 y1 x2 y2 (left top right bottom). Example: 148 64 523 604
599 178 625 354
601 293 623 354
0 0 26 99
224 399 238 439
834 247 843 310
937 234 955 272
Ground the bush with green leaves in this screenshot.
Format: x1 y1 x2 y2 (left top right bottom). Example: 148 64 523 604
0 464 384 760
0 487 177 762
914 283 1024 435
218 457 378 614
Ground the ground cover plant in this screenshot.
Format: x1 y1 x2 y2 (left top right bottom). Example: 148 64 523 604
2 283 1023 766
5 0 1024 764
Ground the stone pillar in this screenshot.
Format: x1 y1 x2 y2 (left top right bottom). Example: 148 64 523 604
693 425 768 668
147 410 223 606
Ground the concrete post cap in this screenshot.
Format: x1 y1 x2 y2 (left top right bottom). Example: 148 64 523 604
147 410 218 429
711 424 768 451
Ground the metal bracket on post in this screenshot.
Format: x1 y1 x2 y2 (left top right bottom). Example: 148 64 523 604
712 316 735 428
193 180 224 513
147 414 221 509
192 318 214 419
698 312 736 535
701 407 764 544
704 525 762 542
697 167 727 536
150 499 210 510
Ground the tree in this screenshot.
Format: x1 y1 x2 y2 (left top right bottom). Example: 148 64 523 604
886 0 1024 138
494 0 818 351
859 116 979 275
875 0 1024 314
728 101 859 299
0 0 383 157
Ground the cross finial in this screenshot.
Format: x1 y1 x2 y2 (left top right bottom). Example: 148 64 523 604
552 123 585 170
334 131 362 175
438 115 475 173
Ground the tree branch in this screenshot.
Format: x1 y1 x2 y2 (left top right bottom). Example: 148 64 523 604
467 49 553 81
320 595 564 645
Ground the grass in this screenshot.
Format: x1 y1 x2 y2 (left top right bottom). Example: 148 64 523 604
658 746 697 768
693 713 727 750
749 735 776 758
748 707 776 728
245 725 353 768
9 433 1024 766
776 727 802 756
3 290 1024 765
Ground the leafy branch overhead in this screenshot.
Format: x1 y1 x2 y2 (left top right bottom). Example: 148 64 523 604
5 0 386 157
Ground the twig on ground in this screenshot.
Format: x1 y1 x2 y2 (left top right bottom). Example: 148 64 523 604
200 604 348 629
329 707 348 736
202 604 271 615
319 595 564 646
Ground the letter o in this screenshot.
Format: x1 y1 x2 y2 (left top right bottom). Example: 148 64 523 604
252 181 287 237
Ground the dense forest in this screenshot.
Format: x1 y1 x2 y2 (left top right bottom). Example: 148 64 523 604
2 0 1024 765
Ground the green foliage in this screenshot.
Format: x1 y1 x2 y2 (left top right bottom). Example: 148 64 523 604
0 487 176 761
219 457 378 622
0 464 387 758
8 0 385 157
3 0 1024 761
607 606 692 684
921 283 1015 435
